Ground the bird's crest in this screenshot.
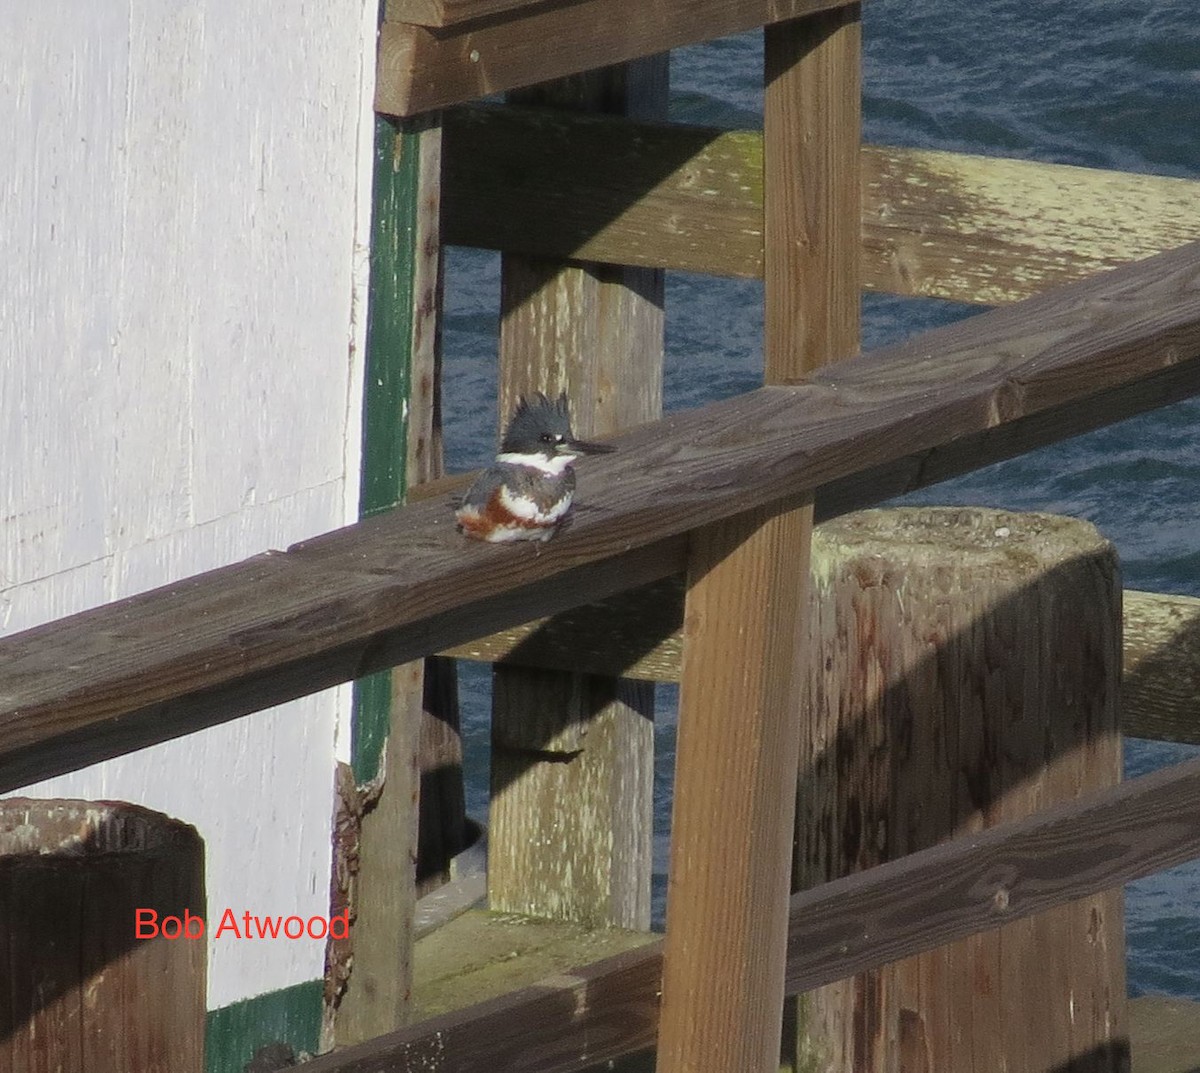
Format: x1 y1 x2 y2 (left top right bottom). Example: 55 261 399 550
501 391 573 454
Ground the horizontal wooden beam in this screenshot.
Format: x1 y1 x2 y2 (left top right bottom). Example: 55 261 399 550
442 586 1200 745
442 108 764 276
441 105 1200 304
1 241 1199 791
376 0 854 116
385 0 534 29
296 750 1200 1072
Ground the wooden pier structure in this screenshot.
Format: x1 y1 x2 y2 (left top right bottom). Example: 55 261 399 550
4 0 1200 1070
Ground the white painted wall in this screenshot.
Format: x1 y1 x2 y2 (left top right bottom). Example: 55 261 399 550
1 1 377 1009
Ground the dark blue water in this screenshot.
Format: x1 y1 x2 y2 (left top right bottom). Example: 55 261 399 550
442 0 1200 1002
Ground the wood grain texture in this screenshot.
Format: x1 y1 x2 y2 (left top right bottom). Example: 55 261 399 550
489 61 666 931
658 499 813 1073
0 800 205 1073
1 242 1200 791
295 749 1200 1073
441 106 1200 302
1123 590 1200 744
441 106 764 277
440 585 1200 746
658 12 861 1071
862 145 1200 305
797 508 1125 1072
764 5 861 377
375 0 854 116
764 13 861 1072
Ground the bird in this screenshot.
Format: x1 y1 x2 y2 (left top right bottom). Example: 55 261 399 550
455 392 614 543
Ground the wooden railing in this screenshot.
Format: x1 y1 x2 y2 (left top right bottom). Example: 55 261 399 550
4 241 1200 794
376 0 851 114
1 238 1200 1072
295 752 1200 1073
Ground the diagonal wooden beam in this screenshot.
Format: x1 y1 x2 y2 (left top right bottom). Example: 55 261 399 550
1 241 1199 791
296 750 1200 1073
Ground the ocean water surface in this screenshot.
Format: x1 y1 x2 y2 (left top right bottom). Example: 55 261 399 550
440 0 1200 1001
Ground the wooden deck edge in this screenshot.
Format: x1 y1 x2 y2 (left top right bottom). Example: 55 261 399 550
442 105 1200 304
298 752 1200 1073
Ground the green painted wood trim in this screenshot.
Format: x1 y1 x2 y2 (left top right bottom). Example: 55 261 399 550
205 980 323 1073
352 113 422 782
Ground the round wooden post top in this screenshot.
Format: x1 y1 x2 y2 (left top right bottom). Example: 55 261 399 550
0 797 201 860
812 506 1114 574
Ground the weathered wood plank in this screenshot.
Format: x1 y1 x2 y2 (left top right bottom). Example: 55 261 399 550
762 12 862 1071
863 146 1200 306
1123 590 1200 743
489 61 665 931
297 751 1200 1073
662 8 862 1071
658 499 813 1073
441 107 764 277
441 106 1200 303
376 0 855 116
661 8 862 1067
1 242 1199 791
440 587 1200 745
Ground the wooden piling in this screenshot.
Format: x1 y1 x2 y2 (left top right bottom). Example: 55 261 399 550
0 799 205 1073
796 507 1127 1072
488 58 667 931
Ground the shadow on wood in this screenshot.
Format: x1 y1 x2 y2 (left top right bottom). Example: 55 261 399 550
0 800 205 1073
298 514 1200 1073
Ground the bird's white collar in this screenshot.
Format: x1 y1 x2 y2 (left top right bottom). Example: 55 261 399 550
496 451 577 475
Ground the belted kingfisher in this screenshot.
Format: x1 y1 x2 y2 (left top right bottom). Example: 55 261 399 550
455 392 614 543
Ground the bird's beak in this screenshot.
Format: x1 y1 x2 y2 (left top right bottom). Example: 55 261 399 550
565 437 616 455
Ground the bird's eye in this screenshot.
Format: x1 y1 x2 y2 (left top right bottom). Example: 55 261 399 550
539 432 556 444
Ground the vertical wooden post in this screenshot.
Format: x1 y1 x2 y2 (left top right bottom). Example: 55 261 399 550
488 58 667 931
403 108 465 899
763 5 862 380
658 497 813 1073
797 508 1127 1072
0 800 205 1073
658 10 861 1072
335 109 448 1044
